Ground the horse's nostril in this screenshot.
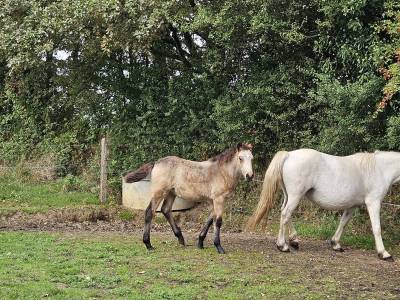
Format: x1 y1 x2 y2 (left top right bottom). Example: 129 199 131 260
246 174 254 181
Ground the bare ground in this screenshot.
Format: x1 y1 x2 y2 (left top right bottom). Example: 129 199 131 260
1 207 400 299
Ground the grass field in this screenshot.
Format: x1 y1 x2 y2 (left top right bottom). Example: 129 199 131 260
0 232 326 300
1 231 400 300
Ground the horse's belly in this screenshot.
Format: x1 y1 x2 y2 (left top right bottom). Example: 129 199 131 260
174 184 210 202
307 187 365 210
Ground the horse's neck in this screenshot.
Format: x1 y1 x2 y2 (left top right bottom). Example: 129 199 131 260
376 152 400 184
217 161 240 190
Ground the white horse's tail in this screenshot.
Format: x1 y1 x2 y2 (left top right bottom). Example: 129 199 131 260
246 151 289 231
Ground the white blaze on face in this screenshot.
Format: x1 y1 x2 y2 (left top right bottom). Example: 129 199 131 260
238 149 254 180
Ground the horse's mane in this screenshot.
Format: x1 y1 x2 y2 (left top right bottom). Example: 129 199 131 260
209 148 237 164
209 144 252 164
352 152 376 173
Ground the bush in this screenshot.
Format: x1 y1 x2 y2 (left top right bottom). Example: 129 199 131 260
61 174 84 192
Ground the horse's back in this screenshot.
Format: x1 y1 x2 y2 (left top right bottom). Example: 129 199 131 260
283 149 367 209
150 155 215 200
284 149 367 177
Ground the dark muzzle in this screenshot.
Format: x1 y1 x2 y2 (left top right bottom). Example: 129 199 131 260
246 174 254 181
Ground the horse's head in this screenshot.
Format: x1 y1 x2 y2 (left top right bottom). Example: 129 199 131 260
236 143 254 181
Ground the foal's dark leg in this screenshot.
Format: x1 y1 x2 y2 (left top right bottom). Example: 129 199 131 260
213 217 225 254
143 202 155 250
143 195 163 250
161 194 185 246
197 213 213 249
212 198 225 254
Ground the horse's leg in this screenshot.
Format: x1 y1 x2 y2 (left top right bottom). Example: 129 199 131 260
365 198 393 261
143 192 164 250
197 212 214 249
330 208 355 252
277 194 300 252
161 193 185 246
213 197 225 254
282 191 299 250
288 220 299 250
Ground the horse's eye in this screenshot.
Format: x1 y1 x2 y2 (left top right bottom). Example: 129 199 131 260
239 157 243 161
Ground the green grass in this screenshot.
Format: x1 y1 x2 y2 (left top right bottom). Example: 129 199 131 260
292 218 375 249
0 174 98 215
118 209 136 221
0 231 334 300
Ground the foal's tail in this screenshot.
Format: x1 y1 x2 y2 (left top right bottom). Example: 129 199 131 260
124 163 154 183
246 151 289 231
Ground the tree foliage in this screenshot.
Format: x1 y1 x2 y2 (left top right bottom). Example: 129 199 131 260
0 0 399 174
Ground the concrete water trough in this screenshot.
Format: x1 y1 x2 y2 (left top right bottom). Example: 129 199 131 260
122 179 196 211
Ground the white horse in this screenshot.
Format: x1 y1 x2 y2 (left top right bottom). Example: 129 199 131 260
247 149 400 261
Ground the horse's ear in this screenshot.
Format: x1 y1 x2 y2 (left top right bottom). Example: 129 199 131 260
247 143 253 150
236 143 243 151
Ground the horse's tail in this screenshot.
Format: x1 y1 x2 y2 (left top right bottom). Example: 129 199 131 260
246 151 289 231
124 163 154 183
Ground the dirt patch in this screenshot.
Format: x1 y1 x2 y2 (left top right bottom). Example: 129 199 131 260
1 207 140 232
0 203 215 233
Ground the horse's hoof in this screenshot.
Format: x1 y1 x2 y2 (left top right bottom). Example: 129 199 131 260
216 246 226 254
197 241 204 249
384 256 394 262
332 244 344 252
276 244 290 252
379 253 394 262
334 247 344 252
176 232 186 246
146 245 155 251
330 240 344 252
289 240 299 250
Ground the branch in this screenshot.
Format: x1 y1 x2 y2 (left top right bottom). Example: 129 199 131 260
168 24 192 67
150 47 188 65
183 32 195 54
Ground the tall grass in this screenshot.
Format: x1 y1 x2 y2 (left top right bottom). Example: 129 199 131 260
0 164 99 215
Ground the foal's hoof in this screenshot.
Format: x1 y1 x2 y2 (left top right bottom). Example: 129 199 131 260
197 240 204 249
378 253 394 262
276 244 290 252
176 233 186 246
215 245 226 254
146 245 155 251
289 240 299 250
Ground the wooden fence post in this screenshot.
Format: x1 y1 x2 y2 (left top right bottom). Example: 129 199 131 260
99 136 108 203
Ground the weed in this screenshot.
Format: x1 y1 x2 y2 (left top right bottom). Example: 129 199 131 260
119 209 136 221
